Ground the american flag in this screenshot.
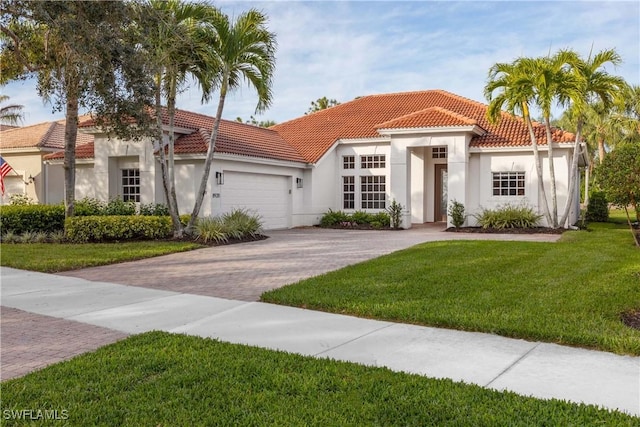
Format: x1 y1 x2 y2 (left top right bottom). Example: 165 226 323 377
0 155 14 196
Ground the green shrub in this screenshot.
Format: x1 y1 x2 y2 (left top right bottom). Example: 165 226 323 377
194 217 228 244
448 200 466 229
103 198 136 216
350 210 373 225
386 199 404 229
1 230 19 243
221 208 263 238
586 191 609 222
371 211 391 227
474 204 542 229
48 230 66 243
139 203 170 216
9 194 35 205
0 204 65 234
75 197 106 216
65 216 172 243
320 209 350 227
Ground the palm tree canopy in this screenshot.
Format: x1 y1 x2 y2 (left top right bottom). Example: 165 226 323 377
199 8 276 113
0 94 24 125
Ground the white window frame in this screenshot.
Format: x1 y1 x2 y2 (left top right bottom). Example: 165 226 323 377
343 155 355 169
492 171 525 196
343 176 355 209
360 175 386 209
360 154 386 169
431 147 447 159
121 168 141 202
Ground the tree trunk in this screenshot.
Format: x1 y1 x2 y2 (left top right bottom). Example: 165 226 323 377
559 118 584 228
623 206 640 247
154 76 183 238
583 166 590 207
63 85 79 219
523 104 552 227
598 137 606 164
187 73 228 233
544 116 558 227
166 73 183 238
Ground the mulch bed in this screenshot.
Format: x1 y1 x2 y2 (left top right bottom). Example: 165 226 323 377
622 310 640 331
446 227 565 235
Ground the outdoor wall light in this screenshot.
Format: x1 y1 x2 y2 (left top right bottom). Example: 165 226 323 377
296 177 303 188
215 172 224 185
25 174 34 184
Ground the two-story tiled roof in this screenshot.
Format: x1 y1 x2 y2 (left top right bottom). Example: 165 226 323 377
271 90 575 163
0 117 93 151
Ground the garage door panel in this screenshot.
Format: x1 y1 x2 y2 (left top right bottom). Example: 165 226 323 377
221 172 289 230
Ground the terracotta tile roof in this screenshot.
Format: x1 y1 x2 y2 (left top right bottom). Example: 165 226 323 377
0 116 93 151
0 124 19 131
375 107 479 130
170 111 306 163
44 142 95 160
271 90 576 162
80 108 306 163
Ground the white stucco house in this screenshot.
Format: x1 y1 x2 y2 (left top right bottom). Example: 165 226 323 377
33 90 584 228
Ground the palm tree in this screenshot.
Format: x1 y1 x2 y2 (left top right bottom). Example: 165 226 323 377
524 50 581 227
484 59 553 226
0 94 24 125
558 49 625 227
142 0 218 237
187 8 276 232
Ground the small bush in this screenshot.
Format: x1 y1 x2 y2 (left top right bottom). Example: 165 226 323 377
194 217 228 244
2 231 21 243
586 191 609 222
350 211 373 225
75 197 106 216
0 204 65 234
371 212 391 228
221 208 263 238
448 200 466 229
139 203 170 216
9 194 35 205
474 204 542 229
320 209 350 227
48 230 66 243
65 216 173 243
386 200 404 229
103 198 136 216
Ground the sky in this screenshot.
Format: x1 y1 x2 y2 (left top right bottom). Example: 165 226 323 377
3 0 639 127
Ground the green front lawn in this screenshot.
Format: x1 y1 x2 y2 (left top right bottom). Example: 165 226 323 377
262 222 640 355
0 241 202 272
2 332 635 426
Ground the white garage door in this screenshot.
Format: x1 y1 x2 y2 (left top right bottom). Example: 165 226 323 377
221 172 289 230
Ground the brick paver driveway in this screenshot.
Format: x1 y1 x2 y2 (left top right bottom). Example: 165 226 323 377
2 226 560 380
60 226 560 301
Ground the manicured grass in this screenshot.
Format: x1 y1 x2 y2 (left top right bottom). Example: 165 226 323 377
0 241 202 272
1 332 635 426
262 221 640 355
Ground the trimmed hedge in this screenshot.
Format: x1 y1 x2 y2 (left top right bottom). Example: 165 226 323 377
65 216 173 243
0 205 65 234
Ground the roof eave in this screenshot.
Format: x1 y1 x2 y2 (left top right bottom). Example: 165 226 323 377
376 124 486 136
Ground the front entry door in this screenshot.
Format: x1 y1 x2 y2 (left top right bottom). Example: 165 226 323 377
434 164 448 222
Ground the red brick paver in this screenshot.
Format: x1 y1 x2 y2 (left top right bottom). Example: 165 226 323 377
1 306 128 381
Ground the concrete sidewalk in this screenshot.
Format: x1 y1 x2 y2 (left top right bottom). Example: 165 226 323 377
1 267 638 417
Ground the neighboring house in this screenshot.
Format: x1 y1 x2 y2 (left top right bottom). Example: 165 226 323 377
41 90 584 229
0 118 93 204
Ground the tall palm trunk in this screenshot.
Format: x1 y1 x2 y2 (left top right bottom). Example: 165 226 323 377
166 72 183 237
154 74 183 238
187 72 228 233
544 116 558 227
523 104 553 227
63 82 79 219
597 137 606 164
559 117 584 227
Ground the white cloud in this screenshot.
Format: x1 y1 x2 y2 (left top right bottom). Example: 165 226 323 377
4 0 638 126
